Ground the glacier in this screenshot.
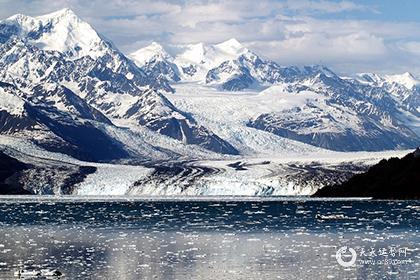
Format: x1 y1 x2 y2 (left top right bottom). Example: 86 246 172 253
0 9 418 196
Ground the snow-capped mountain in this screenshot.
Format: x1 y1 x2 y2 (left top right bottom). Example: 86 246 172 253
132 38 260 87
206 59 256 90
0 8 419 164
385 72 420 90
359 72 419 90
0 9 419 196
130 42 181 83
247 72 419 151
0 9 237 157
0 8 107 59
132 37 418 151
0 82 128 161
130 42 173 67
122 89 238 154
358 72 420 118
133 39 337 91
174 38 250 82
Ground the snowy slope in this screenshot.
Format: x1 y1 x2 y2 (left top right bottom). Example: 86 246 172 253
130 42 181 83
0 86 25 116
0 9 238 156
130 42 172 67
130 39 225 87
0 84 131 161
170 80 419 152
384 72 420 90
0 8 172 92
248 73 419 151
0 8 418 196
1 8 107 59
173 39 249 82
132 39 341 92
168 83 330 156
358 72 420 126
0 8 419 162
0 135 153 195
130 39 251 84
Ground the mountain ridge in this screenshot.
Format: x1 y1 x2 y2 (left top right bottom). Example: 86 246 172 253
0 9 240 159
0 8 419 161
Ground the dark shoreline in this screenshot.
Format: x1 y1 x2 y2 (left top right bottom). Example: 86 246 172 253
313 148 420 199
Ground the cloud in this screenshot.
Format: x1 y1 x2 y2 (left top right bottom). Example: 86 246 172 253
283 0 371 14
0 0 420 75
398 41 420 56
250 32 386 63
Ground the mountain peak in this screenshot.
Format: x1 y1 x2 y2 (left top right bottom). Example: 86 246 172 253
402 71 416 79
148 42 165 51
6 13 30 21
215 38 246 54
303 65 337 78
130 42 172 67
219 38 242 48
357 72 384 84
41 8 77 18
175 43 206 64
385 72 419 89
2 9 105 59
5 8 79 26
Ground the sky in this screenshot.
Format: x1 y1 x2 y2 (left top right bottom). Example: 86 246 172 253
1 0 420 76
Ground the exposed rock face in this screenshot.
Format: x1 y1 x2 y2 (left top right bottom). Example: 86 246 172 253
132 40 419 152
248 113 419 152
247 70 420 151
0 82 129 161
206 60 255 91
124 90 239 155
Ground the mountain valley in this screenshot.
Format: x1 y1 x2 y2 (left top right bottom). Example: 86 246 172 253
0 9 418 195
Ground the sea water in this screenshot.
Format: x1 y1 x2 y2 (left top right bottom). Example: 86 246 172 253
0 197 418 279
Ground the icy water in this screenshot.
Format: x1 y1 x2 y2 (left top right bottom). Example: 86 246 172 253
0 197 418 279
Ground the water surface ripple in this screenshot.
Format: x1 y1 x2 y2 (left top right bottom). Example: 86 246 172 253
0 198 418 279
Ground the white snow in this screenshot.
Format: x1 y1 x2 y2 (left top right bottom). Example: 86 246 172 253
396 109 420 136
384 72 420 90
2 8 106 59
75 164 151 195
259 84 324 109
215 38 247 56
0 135 81 164
0 88 25 116
102 119 222 161
166 83 362 155
0 9 418 197
172 39 250 81
358 72 420 90
130 42 172 67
